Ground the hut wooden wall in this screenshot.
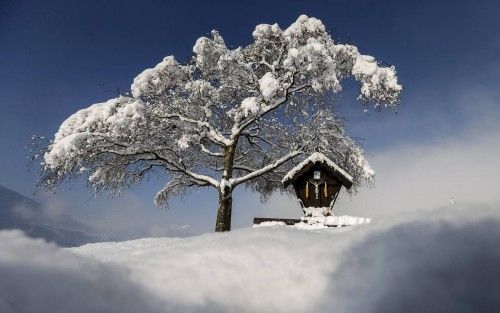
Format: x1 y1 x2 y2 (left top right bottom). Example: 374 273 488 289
292 164 342 208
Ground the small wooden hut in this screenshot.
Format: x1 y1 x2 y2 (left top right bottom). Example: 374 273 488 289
282 152 353 210
253 152 353 226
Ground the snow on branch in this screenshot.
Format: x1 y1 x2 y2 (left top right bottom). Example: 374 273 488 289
158 113 231 147
230 149 303 187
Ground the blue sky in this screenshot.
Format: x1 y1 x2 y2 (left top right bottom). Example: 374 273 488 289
1 0 499 236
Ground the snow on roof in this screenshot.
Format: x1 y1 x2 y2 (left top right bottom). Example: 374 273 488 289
282 152 353 186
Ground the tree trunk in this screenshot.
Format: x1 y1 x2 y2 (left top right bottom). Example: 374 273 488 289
215 187 232 232
214 143 237 232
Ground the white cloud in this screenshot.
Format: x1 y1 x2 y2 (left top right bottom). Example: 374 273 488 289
335 118 500 217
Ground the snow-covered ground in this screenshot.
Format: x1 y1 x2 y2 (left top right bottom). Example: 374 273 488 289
1 205 499 313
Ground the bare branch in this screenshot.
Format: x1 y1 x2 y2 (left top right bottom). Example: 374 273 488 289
230 149 303 186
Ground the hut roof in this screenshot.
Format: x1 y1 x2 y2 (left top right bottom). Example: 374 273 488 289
282 152 353 189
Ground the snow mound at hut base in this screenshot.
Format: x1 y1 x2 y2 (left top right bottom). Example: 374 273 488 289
295 215 371 229
1 205 499 313
295 206 371 228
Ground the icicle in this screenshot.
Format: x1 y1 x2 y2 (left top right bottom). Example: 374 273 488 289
305 181 309 198
324 183 328 198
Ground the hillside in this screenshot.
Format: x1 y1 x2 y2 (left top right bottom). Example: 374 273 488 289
0 204 498 313
0 185 100 246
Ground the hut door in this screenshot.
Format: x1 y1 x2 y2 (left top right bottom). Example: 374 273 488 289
319 182 329 207
307 181 329 207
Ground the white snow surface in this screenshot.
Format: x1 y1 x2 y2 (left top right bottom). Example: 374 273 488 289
252 221 287 228
44 96 146 169
303 206 332 217
0 230 162 313
1 205 499 313
351 54 402 106
227 97 261 123
283 15 326 44
297 215 371 229
177 134 191 150
324 215 371 226
131 56 186 98
297 206 371 228
259 72 280 101
282 152 354 184
357 152 376 180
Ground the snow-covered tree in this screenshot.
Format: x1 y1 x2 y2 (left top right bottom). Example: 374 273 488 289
38 15 401 231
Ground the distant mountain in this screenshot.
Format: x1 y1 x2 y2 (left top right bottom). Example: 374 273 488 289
0 185 102 247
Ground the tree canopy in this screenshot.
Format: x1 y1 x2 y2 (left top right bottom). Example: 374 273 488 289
38 15 402 230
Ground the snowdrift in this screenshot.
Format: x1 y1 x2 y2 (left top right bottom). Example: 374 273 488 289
1 205 499 313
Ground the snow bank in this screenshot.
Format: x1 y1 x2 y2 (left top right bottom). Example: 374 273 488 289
253 207 371 229
1 205 499 313
319 209 500 313
300 207 371 227
294 215 371 229
0 230 163 313
324 215 370 226
252 221 287 227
